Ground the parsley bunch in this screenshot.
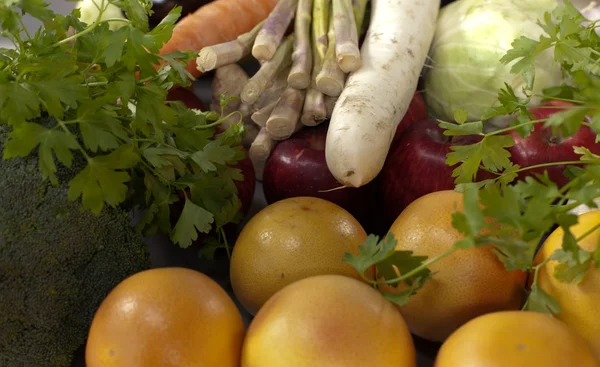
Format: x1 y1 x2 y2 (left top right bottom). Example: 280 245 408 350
0 0 248 249
344 0 600 314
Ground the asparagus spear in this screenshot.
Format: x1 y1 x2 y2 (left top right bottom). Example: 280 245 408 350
352 0 368 36
252 65 291 112
288 0 313 89
249 128 277 181
196 20 264 73
316 6 345 97
252 99 279 127
266 87 306 140
313 0 330 60
252 0 298 61
242 35 294 105
325 95 338 119
300 0 329 126
332 0 361 73
239 103 261 149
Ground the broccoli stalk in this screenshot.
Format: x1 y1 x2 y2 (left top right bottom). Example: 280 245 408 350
0 121 150 367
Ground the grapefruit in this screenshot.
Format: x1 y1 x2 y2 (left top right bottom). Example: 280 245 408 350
86 267 245 367
230 196 368 315
535 210 600 360
241 275 416 367
435 311 599 367
380 190 527 342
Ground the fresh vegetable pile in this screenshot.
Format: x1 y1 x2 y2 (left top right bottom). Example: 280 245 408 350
2 0 600 366
195 0 439 183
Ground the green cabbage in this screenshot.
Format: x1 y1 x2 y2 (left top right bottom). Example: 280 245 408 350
424 0 562 122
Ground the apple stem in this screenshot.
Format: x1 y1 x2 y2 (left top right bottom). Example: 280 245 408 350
196 20 265 72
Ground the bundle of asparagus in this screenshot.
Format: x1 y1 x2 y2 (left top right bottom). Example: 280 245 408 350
198 0 369 180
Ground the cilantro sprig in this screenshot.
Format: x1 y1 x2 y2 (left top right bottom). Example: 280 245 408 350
0 0 248 250
344 1 600 313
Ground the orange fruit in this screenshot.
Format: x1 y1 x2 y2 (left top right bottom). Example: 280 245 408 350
435 311 599 367
535 210 600 360
230 196 368 315
241 274 416 367
86 267 245 367
380 190 527 342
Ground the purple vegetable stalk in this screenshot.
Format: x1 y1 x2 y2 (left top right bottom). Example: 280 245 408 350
242 35 294 105
196 20 265 73
249 128 277 181
333 0 361 73
288 0 314 89
252 0 299 61
317 7 346 97
300 0 330 126
266 87 306 140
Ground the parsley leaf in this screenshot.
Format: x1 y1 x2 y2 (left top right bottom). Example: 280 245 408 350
190 139 238 172
3 121 79 184
171 199 215 248
67 145 140 214
523 282 562 315
0 82 41 125
343 233 397 279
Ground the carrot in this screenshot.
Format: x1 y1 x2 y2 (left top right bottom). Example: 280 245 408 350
159 0 279 79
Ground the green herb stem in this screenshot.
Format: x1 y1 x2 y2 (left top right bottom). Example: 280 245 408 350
522 257 552 311
377 246 458 286
54 18 132 46
533 94 585 105
486 119 546 137
56 119 91 161
219 226 231 259
513 160 594 175
576 222 600 242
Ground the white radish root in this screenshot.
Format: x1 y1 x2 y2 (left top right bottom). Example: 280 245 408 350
325 0 440 188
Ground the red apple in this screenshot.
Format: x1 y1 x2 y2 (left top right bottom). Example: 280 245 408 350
394 91 429 141
167 87 206 111
508 101 600 187
263 123 377 230
379 119 490 228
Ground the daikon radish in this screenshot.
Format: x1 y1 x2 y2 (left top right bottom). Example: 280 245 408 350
325 0 440 188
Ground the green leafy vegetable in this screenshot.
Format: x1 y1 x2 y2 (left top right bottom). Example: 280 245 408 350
0 0 247 248
346 1 600 313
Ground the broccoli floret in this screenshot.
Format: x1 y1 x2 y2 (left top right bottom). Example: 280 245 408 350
0 122 150 367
